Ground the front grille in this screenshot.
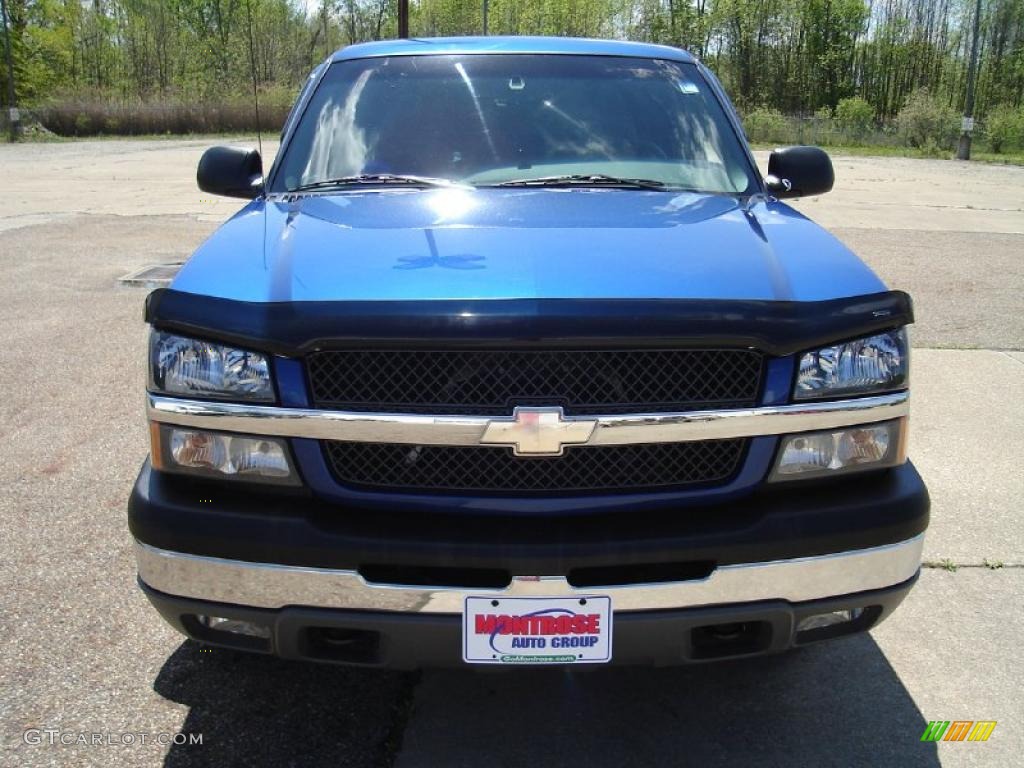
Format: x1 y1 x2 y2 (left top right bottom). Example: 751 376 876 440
308 348 764 415
323 439 747 495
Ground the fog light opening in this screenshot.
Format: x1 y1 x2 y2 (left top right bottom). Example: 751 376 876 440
196 614 271 639
796 608 864 633
795 605 882 644
186 614 273 652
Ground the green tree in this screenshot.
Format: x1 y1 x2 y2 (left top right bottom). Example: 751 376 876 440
835 95 874 137
4 0 1024 142
984 103 1024 152
896 87 959 151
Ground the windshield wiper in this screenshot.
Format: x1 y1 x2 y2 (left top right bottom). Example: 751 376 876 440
491 174 667 190
289 174 462 192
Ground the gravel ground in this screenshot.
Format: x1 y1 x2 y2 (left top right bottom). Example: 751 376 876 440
0 140 1021 767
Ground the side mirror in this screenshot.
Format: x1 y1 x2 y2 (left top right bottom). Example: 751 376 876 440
765 146 834 198
197 146 263 199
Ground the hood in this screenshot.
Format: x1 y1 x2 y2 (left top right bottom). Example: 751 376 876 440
172 188 885 303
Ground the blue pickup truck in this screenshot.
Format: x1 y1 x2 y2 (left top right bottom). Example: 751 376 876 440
130 36 928 667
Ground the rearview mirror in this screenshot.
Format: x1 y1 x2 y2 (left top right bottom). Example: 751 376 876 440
765 146 834 198
197 146 263 199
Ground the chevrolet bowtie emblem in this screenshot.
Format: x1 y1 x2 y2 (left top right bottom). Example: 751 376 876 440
480 407 596 456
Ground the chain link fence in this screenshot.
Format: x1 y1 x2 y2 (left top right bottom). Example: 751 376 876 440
740 110 1023 156
4 101 1021 157
742 112 905 149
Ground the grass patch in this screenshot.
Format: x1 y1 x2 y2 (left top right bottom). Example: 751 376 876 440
922 558 961 572
967 150 1024 165
4 130 263 144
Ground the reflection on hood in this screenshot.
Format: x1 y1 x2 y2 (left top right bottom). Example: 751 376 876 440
171 188 887 305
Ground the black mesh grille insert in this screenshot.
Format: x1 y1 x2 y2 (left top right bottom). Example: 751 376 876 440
323 439 747 495
307 349 764 415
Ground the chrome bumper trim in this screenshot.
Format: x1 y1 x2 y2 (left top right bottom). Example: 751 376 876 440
147 391 909 447
135 535 924 613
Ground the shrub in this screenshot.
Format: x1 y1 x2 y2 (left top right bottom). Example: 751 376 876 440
741 107 790 144
835 97 875 138
896 88 959 150
984 104 1024 153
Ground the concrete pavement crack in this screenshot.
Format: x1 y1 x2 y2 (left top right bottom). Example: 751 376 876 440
922 560 1023 571
379 671 421 768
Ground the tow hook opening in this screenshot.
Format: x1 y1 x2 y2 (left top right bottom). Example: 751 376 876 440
303 627 382 665
690 620 772 659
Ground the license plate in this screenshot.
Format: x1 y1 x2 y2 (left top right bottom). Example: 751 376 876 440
462 596 612 664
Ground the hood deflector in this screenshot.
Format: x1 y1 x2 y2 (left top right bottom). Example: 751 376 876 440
145 289 913 358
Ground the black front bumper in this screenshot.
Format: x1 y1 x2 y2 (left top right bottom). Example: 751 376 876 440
130 462 928 667
128 460 929 574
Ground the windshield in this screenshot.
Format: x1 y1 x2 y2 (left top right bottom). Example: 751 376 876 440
273 54 757 195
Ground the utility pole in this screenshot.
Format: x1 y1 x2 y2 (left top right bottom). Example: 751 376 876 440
957 0 983 161
0 0 20 141
322 0 329 61
398 0 409 38
483 0 488 35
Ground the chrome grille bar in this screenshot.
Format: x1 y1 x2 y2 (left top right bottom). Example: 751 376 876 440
147 391 909 447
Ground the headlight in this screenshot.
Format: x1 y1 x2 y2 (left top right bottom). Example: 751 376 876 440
769 419 906 482
150 331 273 401
795 328 908 400
150 424 299 485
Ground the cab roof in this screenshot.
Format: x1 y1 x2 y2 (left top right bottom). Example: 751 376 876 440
331 36 697 63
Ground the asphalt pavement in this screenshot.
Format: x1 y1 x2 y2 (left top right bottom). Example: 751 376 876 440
0 139 1021 767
